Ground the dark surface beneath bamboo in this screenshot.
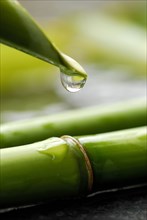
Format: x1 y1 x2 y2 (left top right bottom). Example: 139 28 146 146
1 185 147 220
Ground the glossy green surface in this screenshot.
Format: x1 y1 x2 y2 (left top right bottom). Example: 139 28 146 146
80 126 147 191
0 0 87 78
1 99 146 148
0 137 88 206
0 127 146 207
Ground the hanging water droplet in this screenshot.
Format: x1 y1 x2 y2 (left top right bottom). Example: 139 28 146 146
60 71 86 93
59 53 87 92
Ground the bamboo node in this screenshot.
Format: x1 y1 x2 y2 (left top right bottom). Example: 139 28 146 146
61 135 93 192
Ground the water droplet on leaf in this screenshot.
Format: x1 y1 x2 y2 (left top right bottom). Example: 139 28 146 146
60 71 86 93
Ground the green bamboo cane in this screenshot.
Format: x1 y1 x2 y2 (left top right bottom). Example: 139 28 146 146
1 99 146 148
0 0 87 85
0 126 146 207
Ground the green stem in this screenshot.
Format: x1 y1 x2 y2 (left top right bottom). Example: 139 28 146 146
0 126 146 207
80 127 147 192
1 99 146 148
0 0 87 78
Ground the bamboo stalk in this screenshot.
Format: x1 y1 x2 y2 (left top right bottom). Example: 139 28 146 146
1 99 146 148
0 126 146 207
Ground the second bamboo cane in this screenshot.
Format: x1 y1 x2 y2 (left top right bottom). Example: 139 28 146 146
1 99 146 148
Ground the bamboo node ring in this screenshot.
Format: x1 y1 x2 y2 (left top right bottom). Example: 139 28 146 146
61 135 93 192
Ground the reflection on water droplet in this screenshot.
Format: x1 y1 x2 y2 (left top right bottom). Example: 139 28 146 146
60 71 86 93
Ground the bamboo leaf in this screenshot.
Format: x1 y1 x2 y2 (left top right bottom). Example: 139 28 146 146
0 0 87 80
